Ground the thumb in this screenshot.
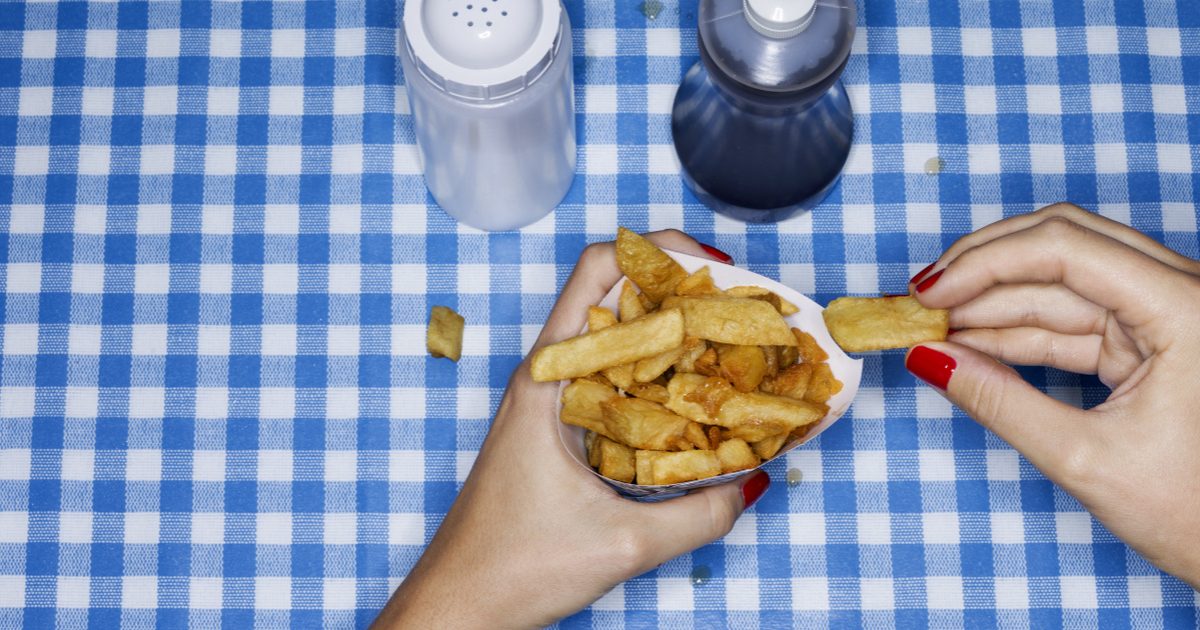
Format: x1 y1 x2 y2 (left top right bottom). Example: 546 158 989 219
632 471 769 566
905 342 1089 477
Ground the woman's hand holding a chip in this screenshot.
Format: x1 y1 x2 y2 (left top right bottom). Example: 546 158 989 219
907 203 1200 589
371 231 768 630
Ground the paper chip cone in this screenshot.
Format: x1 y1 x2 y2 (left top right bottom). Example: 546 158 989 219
557 249 864 501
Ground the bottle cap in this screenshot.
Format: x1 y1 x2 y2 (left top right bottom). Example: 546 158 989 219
744 0 816 38
402 0 563 101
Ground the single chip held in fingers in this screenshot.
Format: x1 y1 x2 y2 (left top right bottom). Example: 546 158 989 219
822 295 950 352
531 308 685 382
427 305 465 361
616 227 689 305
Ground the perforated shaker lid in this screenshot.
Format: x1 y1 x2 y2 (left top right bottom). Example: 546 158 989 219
402 0 564 101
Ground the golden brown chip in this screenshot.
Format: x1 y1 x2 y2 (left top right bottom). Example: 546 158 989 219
716 438 760 474
716 345 768 393
637 449 722 485
560 378 621 437
597 436 636 483
618 280 647 322
706 426 721 451
675 266 721 296
779 344 799 368
616 227 688 305
762 345 780 378
672 337 709 373
751 433 789 460
531 308 685 382
662 296 797 346
426 306 465 361
634 345 686 383
635 450 662 485
760 363 813 400
803 363 843 405
586 431 601 468
625 382 670 404
724 285 799 316
792 329 829 364
585 306 635 389
692 346 720 376
600 397 695 451
667 373 826 443
684 422 710 450
822 295 949 352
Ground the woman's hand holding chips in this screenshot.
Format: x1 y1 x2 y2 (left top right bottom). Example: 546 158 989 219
372 231 768 630
907 203 1200 588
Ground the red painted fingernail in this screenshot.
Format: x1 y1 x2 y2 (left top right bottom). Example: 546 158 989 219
910 262 936 286
915 269 944 293
947 328 961 336
699 243 733 265
906 345 957 391
740 470 770 509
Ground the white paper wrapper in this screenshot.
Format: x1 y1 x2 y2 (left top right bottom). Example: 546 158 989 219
557 249 863 501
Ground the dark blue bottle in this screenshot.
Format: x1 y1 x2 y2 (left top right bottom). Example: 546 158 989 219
672 0 857 222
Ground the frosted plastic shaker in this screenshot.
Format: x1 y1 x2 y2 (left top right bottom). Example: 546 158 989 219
672 0 856 222
399 0 576 231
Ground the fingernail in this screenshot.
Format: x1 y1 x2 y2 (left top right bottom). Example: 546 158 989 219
909 262 936 286
699 243 733 265
915 269 944 293
741 470 770 509
906 345 957 391
947 328 961 336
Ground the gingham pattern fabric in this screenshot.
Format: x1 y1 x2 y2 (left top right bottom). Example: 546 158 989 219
1 0 1198 627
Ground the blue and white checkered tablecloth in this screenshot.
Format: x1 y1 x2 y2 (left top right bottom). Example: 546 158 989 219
1 0 1199 627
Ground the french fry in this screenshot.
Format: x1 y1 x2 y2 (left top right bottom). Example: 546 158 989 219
586 431 601 468
667 373 826 442
684 422 710 450
675 266 721 296
560 379 621 437
707 425 722 451
600 397 696 451
779 344 799 368
597 436 636 483
762 345 780 378
586 306 635 390
822 295 949 352
637 449 722 485
761 363 813 400
803 363 843 405
724 285 800 316
426 306 465 361
634 344 686 383
531 308 685 382
792 329 829 364
635 450 662 485
716 438 760 474
625 382 670 404
618 280 647 321
662 296 797 346
751 432 789 460
673 337 709 373
716 344 768 392
692 346 720 376
616 227 688 305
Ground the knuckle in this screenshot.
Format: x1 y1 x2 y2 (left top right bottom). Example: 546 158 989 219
580 241 613 266
705 491 739 539
1055 440 1096 487
611 527 651 573
1037 215 1087 240
1038 202 1084 220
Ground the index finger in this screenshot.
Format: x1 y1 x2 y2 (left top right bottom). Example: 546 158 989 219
916 217 1194 341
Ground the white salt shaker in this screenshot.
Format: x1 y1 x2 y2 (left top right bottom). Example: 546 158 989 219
399 0 576 231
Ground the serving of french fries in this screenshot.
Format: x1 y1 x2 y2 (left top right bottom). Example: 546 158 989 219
533 228 847 486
